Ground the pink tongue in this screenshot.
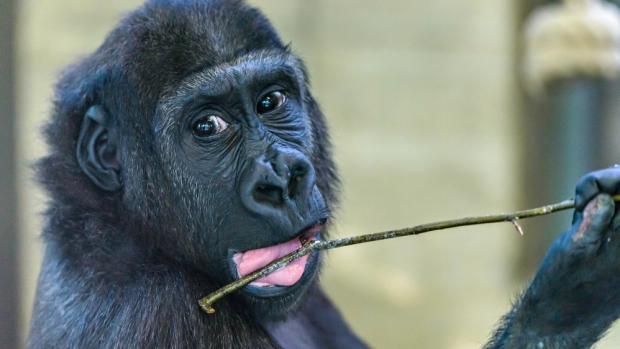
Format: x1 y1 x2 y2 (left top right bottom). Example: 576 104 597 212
233 238 308 287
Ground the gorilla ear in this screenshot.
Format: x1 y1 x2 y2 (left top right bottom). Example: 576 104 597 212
76 106 122 191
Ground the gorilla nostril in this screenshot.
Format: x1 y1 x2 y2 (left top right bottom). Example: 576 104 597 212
253 183 284 206
291 162 308 178
288 175 300 199
288 163 308 198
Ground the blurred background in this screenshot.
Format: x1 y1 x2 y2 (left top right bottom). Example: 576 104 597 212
1 0 620 347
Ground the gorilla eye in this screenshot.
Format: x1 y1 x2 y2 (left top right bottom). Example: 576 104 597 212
191 115 228 138
257 90 286 115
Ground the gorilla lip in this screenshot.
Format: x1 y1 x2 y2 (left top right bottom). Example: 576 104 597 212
232 223 323 287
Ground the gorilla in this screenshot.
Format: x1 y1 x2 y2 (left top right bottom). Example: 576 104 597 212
27 0 620 348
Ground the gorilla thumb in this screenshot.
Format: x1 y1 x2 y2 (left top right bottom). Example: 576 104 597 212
572 194 614 244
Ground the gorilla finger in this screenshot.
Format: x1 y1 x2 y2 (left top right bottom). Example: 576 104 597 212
605 206 620 244
575 174 602 211
571 194 614 245
596 207 620 262
575 168 620 210
572 210 583 226
613 206 620 232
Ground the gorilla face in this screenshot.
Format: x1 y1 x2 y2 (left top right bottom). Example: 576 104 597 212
148 52 329 316
67 0 338 320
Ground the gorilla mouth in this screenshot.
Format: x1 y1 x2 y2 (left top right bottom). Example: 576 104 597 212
231 222 323 289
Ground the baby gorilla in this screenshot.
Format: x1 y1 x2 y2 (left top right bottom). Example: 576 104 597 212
26 0 620 348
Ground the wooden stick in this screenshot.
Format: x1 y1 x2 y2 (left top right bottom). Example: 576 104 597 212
198 196 618 314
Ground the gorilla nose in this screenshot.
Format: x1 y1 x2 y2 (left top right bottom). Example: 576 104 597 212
241 149 316 215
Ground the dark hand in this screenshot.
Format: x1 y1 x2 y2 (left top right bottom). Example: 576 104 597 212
532 168 620 321
486 167 620 348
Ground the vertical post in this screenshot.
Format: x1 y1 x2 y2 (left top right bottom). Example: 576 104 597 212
516 0 620 277
0 0 19 347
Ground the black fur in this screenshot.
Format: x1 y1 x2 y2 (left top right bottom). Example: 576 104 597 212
28 0 362 348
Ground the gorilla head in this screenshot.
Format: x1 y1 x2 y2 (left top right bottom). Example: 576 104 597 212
38 0 338 320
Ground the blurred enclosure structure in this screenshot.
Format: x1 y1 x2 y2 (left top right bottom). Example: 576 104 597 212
1 0 620 348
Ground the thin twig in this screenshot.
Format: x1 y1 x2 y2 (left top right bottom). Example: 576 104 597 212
198 196 617 314
511 218 525 236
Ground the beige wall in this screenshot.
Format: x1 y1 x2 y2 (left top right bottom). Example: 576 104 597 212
16 1 619 348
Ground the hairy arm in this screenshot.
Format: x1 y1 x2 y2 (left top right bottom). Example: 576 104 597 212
486 168 620 348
